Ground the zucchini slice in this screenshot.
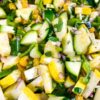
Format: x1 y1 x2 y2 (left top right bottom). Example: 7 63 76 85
0 87 6 100
52 12 67 41
31 23 42 31
21 31 38 45
62 27 75 57
53 0 64 11
38 65 54 93
83 70 100 98
4 80 25 100
94 88 100 100
65 61 81 81
74 25 91 54
72 77 86 95
30 44 42 58
0 7 6 18
2 56 19 70
44 41 59 58
88 39 100 54
0 33 11 57
38 21 49 42
0 25 15 34
0 19 7 25
16 8 34 20
24 67 38 81
27 76 43 92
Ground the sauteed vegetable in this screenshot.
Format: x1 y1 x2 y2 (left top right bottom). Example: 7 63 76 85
0 0 100 100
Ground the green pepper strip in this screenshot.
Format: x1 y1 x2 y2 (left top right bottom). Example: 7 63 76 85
0 66 17 79
19 43 35 57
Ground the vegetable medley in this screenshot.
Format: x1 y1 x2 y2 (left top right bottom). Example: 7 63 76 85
0 0 100 100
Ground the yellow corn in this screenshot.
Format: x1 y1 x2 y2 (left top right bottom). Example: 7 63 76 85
82 6 92 15
8 3 16 10
89 27 95 33
21 19 28 24
76 95 84 100
19 56 29 67
21 0 28 8
63 3 68 11
43 0 52 5
33 14 39 20
75 7 92 15
36 15 42 23
33 58 40 66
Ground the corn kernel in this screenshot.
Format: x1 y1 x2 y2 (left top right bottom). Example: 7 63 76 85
19 56 29 67
21 0 28 8
63 4 68 11
8 3 16 10
43 0 52 5
82 7 92 15
89 27 95 33
76 95 84 100
33 58 40 66
75 7 92 15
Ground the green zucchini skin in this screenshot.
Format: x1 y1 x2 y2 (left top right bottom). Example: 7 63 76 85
74 25 91 55
0 7 6 18
21 31 38 45
52 12 67 41
62 28 75 57
65 61 81 81
38 21 49 42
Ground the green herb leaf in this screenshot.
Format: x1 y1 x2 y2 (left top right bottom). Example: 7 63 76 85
16 29 25 36
44 9 55 22
0 66 17 79
20 43 35 57
82 55 91 74
83 72 91 84
10 37 20 56
48 36 59 42
7 11 16 26
45 51 52 57
35 0 44 11
68 18 81 26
